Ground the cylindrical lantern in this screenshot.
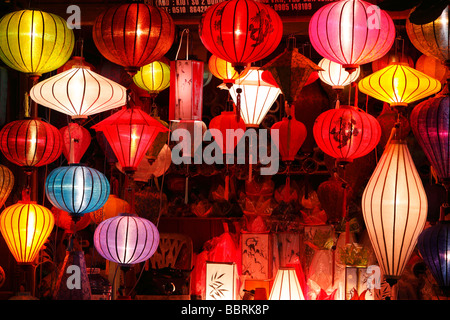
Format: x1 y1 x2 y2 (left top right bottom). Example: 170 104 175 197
226 67 282 127
93 213 160 266
269 267 305 300
90 195 130 224
169 60 204 121
133 61 170 98
199 0 283 73
45 164 110 219
416 55 449 85
0 9 74 76
51 207 91 234
0 198 54 264
208 55 247 86
0 164 14 208
0 118 63 172
318 58 360 90
29 66 127 119
358 63 441 108
362 140 428 284
313 105 381 165
60 123 91 165
309 0 395 73
92 3 175 76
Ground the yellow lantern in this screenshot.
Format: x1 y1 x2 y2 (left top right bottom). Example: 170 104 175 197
0 10 75 77
358 63 441 108
208 55 248 87
0 198 54 264
133 61 170 98
0 164 14 208
90 195 130 224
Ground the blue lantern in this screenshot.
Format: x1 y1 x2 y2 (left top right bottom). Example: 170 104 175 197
45 164 110 219
417 221 450 297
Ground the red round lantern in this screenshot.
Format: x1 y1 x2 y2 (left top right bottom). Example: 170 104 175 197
317 176 353 225
271 112 307 162
209 111 246 155
57 56 96 73
0 118 63 172
51 206 91 234
60 123 91 164
92 3 175 76
313 105 381 165
199 0 283 73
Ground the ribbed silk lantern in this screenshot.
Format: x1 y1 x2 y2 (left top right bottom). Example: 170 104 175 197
308 0 395 74
93 213 160 266
313 105 381 166
29 66 127 119
199 0 283 73
92 3 175 76
416 55 448 85
269 267 305 300
0 164 14 208
0 9 74 76
90 195 131 224
51 207 92 234
0 118 63 172
60 123 91 165
208 55 247 87
132 61 170 98
209 111 246 156
318 58 360 90
271 112 307 163
358 63 441 108
362 140 428 284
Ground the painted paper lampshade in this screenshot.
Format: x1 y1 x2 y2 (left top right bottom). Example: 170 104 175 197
209 111 246 155
270 113 307 162
0 9 74 76
308 0 395 74
416 55 449 85
358 63 441 108
318 58 360 90
312 105 381 165
92 3 175 76
0 118 63 173
93 213 160 266
199 0 283 73
362 140 427 284
92 106 169 175
29 66 127 119
417 221 450 296
0 197 54 264
0 164 14 208
132 61 171 98
269 267 305 300
51 207 91 234
60 123 91 164
45 164 110 219
208 55 246 87
90 195 130 224
226 67 282 127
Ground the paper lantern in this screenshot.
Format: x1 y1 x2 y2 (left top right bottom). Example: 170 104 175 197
269 267 305 300
0 198 54 264
226 67 282 127
362 140 427 284
271 114 307 163
209 111 246 155
45 164 110 219
417 221 450 296
92 3 175 76
169 60 204 121
132 61 170 98
308 0 395 73
416 55 449 85
92 106 169 175
90 195 130 224
59 123 91 164
57 56 95 73
29 66 127 119
318 58 360 90
206 262 239 300
371 52 414 73
0 118 63 172
51 207 91 234
358 63 441 108
410 92 450 184
0 9 74 76
317 176 353 225
313 105 381 166
406 6 449 65
93 213 160 266
0 164 14 208
199 0 283 73
208 55 246 86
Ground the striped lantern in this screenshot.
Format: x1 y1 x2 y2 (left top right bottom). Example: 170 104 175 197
318 58 360 90
133 61 171 98
0 164 14 208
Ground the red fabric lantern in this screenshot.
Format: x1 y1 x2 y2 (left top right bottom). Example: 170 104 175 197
308 0 395 73
376 103 410 149
57 56 95 73
313 105 381 165
51 206 91 234
92 106 169 175
199 0 283 73
92 3 175 76
209 111 246 155
371 52 414 72
60 123 91 164
317 176 353 225
0 118 63 172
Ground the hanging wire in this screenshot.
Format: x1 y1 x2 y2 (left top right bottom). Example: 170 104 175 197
175 28 190 61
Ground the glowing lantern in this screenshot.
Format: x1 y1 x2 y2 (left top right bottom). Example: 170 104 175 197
29 66 127 120
416 55 449 85
45 165 110 220
269 267 305 300
208 55 247 87
0 9 74 77
0 118 63 173
225 67 282 127
93 213 160 266
308 0 395 74
90 195 130 225
358 63 441 108
59 123 91 164
313 105 381 166
92 106 169 175
57 56 95 73
318 58 360 90
51 207 91 234
0 195 54 264
132 61 171 98
362 140 427 284
199 0 283 73
92 3 175 76
371 51 414 72
271 112 307 163
209 111 246 156
0 164 14 208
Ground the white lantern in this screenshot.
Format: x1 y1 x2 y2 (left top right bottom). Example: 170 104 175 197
318 58 360 90
206 262 239 300
269 267 305 300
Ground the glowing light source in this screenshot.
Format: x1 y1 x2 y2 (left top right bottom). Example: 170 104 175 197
269 267 305 300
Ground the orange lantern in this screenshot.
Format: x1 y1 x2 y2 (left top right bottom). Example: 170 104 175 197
415 54 448 85
208 55 248 87
51 207 91 234
90 195 131 224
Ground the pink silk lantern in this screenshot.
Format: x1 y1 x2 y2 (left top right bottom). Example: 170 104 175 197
60 123 91 164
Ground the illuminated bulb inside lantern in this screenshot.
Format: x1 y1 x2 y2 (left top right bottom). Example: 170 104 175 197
25 211 36 250
235 29 242 36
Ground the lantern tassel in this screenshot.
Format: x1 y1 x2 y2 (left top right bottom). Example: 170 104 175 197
236 87 242 122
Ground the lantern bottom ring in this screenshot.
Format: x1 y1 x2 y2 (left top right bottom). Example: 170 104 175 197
342 64 359 74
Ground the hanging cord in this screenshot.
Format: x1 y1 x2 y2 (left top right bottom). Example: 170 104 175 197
175 28 190 61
